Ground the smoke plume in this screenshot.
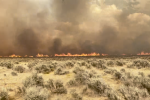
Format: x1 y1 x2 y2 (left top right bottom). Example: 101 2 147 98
0 0 150 56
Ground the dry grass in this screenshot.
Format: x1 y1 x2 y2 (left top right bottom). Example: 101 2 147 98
0 57 150 100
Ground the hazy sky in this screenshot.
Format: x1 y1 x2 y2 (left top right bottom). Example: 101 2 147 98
0 0 150 55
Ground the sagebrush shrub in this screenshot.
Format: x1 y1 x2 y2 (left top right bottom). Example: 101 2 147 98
54 67 69 75
87 79 108 95
106 89 121 100
35 65 52 74
28 62 38 69
119 86 149 100
45 79 67 94
116 61 123 66
67 79 77 87
128 59 150 68
14 66 25 73
71 92 82 100
114 72 122 80
107 61 114 66
66 62 74 67
24 86 50 100
0 90 9 100
11 71 18 76
0 62 13 69
23 73 44 88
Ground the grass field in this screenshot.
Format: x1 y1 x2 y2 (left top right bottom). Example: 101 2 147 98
0 56 150 100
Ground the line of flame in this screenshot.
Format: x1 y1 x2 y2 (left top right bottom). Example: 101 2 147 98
55 52 101 56
137 51 150 55
0 52 149 57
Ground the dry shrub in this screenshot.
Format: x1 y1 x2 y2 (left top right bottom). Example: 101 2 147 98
16 86 26 95
104 69 117 74
128 59 150 68
67 79 77 87
86 64 91 69
35 64 55 74
75 72 90 85
66 61 74 67
81 61 86 66
71 92 82 100
0 90 9 100
120 68 126 73
73 67 100 85
27 62 38 69
107 61 114 66
54 67 69 75
73 67 84 74
91 61 106 69
11 71 18 76
0 62 14 69
23 73 44 88
86 79 109 96
45 79 67 94
14 66 25 73
119 86 149 100
24 86 50 100
106 89 121 100
116 61 124 66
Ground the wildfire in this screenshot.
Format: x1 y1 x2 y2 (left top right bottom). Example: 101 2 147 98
137 51 150 55
29 56 33 58
36 53 49 57
0 52 150 58
55 52 100 56
9 54 22 58
101 54 108 56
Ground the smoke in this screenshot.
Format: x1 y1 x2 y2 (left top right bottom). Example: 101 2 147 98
0 0 150 56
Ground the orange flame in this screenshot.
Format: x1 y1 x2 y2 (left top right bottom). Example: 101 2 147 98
0 52 150 58
55 52 100 56
101 53 108 56
29 56 33 58
36 53 49 57
9 54 22 58
137 51 150 55
24 55 28 57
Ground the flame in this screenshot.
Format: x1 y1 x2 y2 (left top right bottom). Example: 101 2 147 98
101 53 108 56
9 54 22 58
24 55 28 57
0 52 150 58
36 53 49 57
137 51 150 55
29 56 33 58
55 52 100 56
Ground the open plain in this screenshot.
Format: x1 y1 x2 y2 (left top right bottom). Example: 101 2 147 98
0 56 150 100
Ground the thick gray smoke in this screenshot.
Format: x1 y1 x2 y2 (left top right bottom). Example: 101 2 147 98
0 0 150 56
